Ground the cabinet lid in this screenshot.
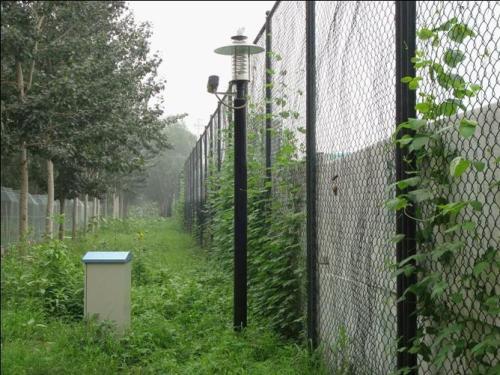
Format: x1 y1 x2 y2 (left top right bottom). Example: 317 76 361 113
82 251 132 264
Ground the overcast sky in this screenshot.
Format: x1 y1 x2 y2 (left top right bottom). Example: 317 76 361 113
128 1 275 136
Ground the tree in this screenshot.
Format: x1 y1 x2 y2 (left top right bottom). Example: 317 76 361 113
2 1 181 239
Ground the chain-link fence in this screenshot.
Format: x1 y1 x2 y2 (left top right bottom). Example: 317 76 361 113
415 2 499 374
181 1 499 373
0 187 123 247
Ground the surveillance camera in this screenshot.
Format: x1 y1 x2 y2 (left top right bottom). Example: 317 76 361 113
207 75 219 94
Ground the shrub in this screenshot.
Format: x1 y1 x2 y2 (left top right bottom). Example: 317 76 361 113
2 240 83 320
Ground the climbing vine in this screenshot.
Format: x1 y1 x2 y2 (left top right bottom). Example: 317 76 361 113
388 17 499 374
203 53 306 339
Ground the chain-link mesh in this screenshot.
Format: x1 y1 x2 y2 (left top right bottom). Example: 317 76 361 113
181 1 499 373
315 2 397 373
416 2 500 373
1 186 96 246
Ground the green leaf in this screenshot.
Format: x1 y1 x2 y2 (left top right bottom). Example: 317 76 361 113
433 17 457 32
409 135 429 152
443 49 465 67
472 161 485 171
445 220 476 234
401 76 413 83
408 77 422 90
437 72 465 90
385 197 408 211
415 102 431 113
417 28 435 40
390 234 405 244
469 200 482 211
450 156 471 177
459 118 477 138
407 118 427 130
470 84 482 92
431 280 448 299
396 177 421 189
436 99 462 116
438 201 468 216
397 134 413 146
408 189 434 203
473 261 488 277
448 23 475 43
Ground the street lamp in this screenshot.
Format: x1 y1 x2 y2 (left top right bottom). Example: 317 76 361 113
210 31 264 331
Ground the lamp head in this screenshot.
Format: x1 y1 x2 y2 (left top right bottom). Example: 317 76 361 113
214 31 264 81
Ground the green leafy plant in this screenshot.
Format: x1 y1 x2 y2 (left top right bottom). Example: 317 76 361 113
202 52 306 339
388 17 499 374
2 240 83 320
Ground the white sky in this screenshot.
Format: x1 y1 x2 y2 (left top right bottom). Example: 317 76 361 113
128 1 275 136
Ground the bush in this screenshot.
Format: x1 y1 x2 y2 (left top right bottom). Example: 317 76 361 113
2 240 84 320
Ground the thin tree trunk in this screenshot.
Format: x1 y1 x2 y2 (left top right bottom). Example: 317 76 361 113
103 194 107 218
112 191 118 219
83 194 88 235
17 60 29 241
19 143 29 240
45 159 54 238
92 197 97 233
58 198 66 240
119 192 124 219
96 199 100 229
72 197 78 240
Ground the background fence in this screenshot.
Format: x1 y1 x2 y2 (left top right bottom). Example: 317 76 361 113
182 1 499 373
1 187 126 247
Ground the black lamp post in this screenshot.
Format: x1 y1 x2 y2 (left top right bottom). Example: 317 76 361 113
213 32 264 331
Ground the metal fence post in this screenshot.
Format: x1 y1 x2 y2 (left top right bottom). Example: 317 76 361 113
265 10 273 194
306 0 318 350
198 138 203 245
203 128 208 246
395 1 417 373
190 153 194 231
217 104 222 171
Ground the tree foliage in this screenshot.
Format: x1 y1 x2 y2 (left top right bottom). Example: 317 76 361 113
1 1 184 234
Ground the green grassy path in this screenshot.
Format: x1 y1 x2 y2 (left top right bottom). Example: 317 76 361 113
1 218 323 374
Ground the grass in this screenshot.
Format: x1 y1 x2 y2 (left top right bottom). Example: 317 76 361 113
1 217 325 374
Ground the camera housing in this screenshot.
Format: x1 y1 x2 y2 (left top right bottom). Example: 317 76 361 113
207 75 219 94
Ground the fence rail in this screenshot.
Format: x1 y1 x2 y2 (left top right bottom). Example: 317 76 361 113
182 1 499 373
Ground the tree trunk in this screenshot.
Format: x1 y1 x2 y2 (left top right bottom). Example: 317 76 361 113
92 197 97 233
112 191 118 219
119 192 124 219
103 194 108 218
83 194 88 235
72 197 78 240
58 198 66 240
17 60 29 241
19 143 29 240
45 159 54 238
96 199 101 229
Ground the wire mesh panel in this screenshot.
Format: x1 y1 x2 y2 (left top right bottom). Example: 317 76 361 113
247 33 268 166
315 2 397 373
269 1 307 162
415 2 500 373
1 187 19 247
179 1 499 373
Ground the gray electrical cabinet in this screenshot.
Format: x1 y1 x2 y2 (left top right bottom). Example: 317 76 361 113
82 251 132 332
